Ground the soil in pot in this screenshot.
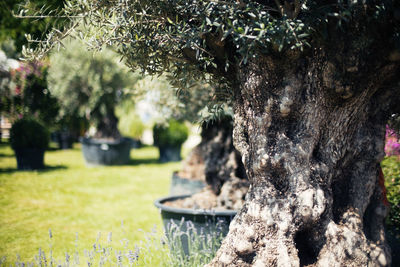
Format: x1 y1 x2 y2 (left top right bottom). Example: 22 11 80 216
166 177 249 211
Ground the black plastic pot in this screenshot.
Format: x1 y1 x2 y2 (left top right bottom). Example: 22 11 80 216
158 145 182 163
130 138 142 149
170 172 206 196
154 195 236 256
14 148 45 170
57 131 74 149
80 137 131 166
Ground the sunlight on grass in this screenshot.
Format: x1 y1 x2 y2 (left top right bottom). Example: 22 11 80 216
0 143 181 265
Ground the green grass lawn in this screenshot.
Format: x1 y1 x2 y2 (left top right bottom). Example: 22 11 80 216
2 140 398 266
0 143 181 265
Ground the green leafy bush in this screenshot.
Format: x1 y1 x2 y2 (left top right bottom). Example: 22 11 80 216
10 117 49 150
116 100 145 140
8 61 59 127
382 157 400 235
153 120 188 147
118 116 145 140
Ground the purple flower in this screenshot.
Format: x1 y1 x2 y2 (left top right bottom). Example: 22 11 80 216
385 125 400 156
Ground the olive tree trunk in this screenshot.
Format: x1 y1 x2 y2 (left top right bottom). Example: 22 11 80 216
208 49 400 266
178 117 248 209
94 109 121 139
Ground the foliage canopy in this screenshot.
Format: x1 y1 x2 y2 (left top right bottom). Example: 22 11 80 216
48 39 140 137
153 120 189 147
27 1 399 84
0 0 66 53
25 1 400 128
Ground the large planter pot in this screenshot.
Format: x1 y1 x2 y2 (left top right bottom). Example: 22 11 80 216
154 195 236 256
57 131 74 149
170 172 206 196
130 138 142 149
80 137 131 166
14 148 45 170
158 145 182 163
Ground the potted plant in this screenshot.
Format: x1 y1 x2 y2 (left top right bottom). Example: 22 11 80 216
153 119 189 163
154 116 248 256
10 117 49 170
48 39 140 165
154 194 236 256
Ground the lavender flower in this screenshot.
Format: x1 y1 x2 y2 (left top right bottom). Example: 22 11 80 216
385 125 400 157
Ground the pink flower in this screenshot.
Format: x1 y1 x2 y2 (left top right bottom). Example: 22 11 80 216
385 125 400 156
14 86 21 95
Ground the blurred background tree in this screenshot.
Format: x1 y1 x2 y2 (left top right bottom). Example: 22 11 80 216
48 39 141 140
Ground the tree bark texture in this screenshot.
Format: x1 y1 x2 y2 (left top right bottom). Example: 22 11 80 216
208 46 400 265
178 118 249 209
93 109 121 139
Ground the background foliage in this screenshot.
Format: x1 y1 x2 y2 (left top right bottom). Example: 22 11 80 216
7 60 59 127
48 39 140 137
153 120 189 147
0 0 66 54
9 117 49 150
116 99 145 140
382 156 400 236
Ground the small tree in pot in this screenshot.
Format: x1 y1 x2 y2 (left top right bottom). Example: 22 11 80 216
10 117 49 170
153 119 189 163
48 39 140 165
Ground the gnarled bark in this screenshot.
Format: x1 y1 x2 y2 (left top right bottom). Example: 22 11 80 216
208 46 400 266
93 109 121 139
177 117 249 209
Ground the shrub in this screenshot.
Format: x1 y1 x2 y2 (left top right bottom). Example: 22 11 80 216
116 102 145 140
10 117 49 150
382 156 400 233
153 120 189 147
8 61 59 127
